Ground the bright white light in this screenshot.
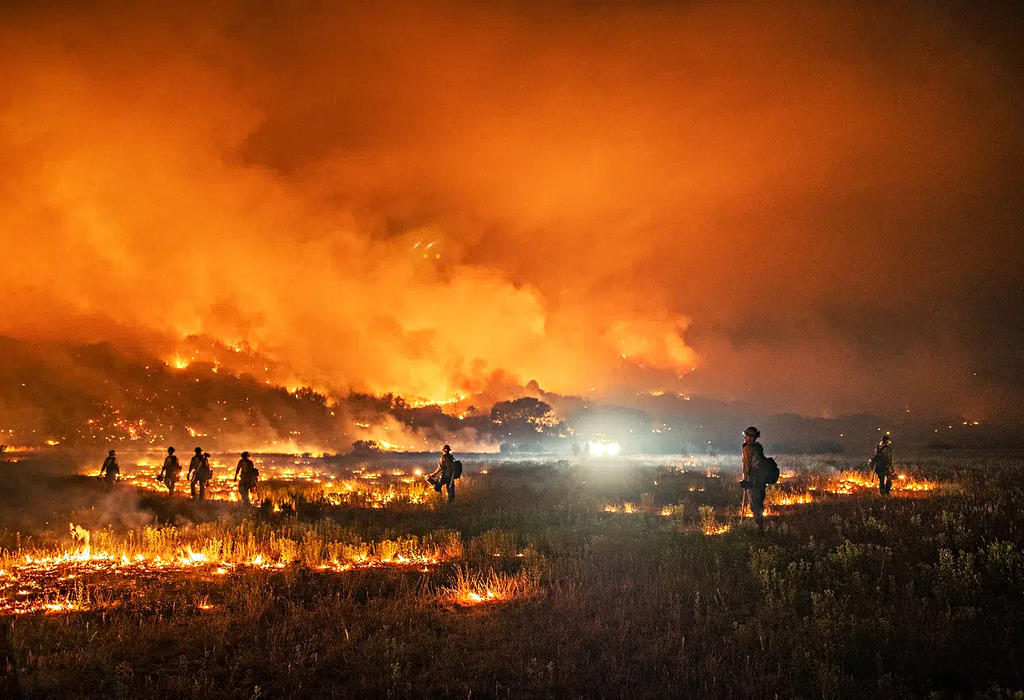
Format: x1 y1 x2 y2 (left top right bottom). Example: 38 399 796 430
588 441 620 457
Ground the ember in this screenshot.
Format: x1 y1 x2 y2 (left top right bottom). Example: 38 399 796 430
444 568 536 607
699 506 730 536
0 522 460 615
820 470 938 495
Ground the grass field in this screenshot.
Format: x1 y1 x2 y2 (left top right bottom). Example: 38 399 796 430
1 452 1023 698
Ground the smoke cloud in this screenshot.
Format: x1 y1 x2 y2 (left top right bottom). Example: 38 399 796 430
1 1 1022 420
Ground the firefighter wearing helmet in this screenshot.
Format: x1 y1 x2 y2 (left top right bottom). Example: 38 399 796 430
870 433 894 496
427 444 460 503
188 447 211 501
234 451 259 506
99 449 119 488
158 446 181 496
740 427 768 533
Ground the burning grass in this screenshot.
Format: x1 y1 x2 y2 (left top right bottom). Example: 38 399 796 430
442 567 538 607
3 452 1017 699
600 465 946 526
813 469 941 496
99 455 448 509
699 506 730 535
0 520 461 615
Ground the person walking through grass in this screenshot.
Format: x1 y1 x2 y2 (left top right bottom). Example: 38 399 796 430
158 446 181 496
427 444 460 503
741 427 768 533
739 436 753 518
188 448 212 501
98 449 119 488
234 451 258 506
870 433 894 496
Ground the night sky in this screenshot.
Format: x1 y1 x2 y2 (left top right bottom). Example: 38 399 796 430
1 1 1022 422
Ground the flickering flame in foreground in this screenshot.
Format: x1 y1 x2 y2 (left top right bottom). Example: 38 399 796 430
893 474 937 492
702 523 730 536
741 507 777 519
0 522 453 616
444 568 535 607
603 502 676 517
462 589 500 605
772 492 814 507
699 506 729 535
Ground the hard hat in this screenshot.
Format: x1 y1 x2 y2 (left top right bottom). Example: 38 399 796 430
168 446 175 453
195 447 202 453
743 426 760 439
108 449 116 455
241 451 250 458
442 444 451 452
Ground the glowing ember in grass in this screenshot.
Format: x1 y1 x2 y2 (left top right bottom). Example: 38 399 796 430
698 506 729 535
894 474 937 491
742 507 777 519
825 471 878 494
702 523 730 536
772 492 814 506
460 589 501 605
0 523 452 615
822 471 938 495
443 568 536 607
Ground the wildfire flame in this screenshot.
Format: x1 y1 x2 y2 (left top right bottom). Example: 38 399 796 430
1 522 452 616
84 455 445 509
444 568 534 607
702 524 730 536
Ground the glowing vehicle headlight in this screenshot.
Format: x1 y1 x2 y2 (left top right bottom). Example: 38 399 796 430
588 442 620 457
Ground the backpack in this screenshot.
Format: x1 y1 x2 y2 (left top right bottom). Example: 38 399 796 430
453 460 463 480
761 456 780 484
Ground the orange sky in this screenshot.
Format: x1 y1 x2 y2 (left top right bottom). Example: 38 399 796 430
1 1 1022 420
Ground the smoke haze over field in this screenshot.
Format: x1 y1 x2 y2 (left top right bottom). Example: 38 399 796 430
1 1 1023 421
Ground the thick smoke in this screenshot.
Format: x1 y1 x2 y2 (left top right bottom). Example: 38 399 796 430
0 1 1022 421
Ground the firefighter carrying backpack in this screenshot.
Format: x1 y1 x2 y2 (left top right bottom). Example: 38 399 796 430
761 456 780 484
453 460 463 480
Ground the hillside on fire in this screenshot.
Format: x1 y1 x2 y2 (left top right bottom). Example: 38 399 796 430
1 336 1005 456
